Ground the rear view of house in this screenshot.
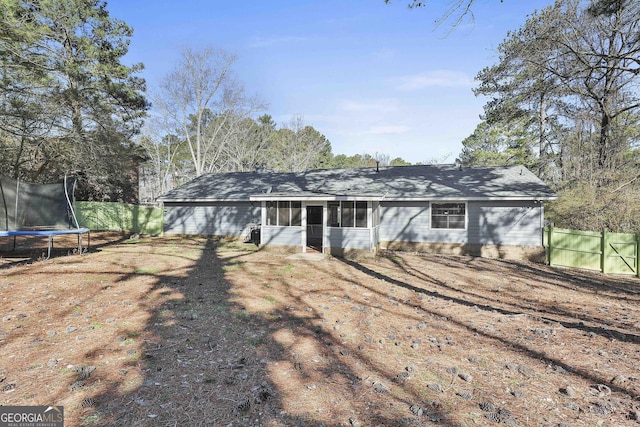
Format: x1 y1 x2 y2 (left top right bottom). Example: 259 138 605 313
158 164 556 259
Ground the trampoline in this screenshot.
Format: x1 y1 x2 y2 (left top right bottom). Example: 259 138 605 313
0 175 90 259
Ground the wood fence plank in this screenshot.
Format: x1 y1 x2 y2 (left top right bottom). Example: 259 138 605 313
544 226 638 276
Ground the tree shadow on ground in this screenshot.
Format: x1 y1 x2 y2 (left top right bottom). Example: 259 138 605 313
375 252 640 341
338 253 640 399
76 236 472 427
26 237 637 426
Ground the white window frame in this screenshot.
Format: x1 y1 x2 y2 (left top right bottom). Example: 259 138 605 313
430 201 467 230
326 201 368 228
266 201 302 227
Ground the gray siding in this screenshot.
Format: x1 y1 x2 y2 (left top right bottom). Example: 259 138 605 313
163 199 543 248
468 201 542 246
327 227 371 250
379 201 432 242
380 200 542 246
261 226 302 246
163 202 260 236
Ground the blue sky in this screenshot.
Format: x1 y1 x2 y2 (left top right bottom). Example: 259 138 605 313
106 0 552 164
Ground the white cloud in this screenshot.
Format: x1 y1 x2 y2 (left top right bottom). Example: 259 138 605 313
394 70 474 90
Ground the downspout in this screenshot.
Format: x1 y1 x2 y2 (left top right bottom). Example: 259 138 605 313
368 200 374 253
301 201 307 253
539 200 544 247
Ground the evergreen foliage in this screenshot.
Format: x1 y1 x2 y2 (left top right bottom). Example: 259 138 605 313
0 0 148 201
463 0 640 232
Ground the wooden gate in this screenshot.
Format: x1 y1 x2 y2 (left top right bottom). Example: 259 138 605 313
544 226 639 276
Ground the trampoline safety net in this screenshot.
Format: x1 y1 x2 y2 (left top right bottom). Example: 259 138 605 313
0 176 80 231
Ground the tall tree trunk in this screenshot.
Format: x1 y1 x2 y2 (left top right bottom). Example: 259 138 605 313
597 112 610 170
538 92 548 179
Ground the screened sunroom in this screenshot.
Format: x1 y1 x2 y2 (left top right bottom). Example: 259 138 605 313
251 195 382 254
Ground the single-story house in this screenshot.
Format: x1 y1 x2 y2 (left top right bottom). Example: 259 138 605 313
157 164 557 259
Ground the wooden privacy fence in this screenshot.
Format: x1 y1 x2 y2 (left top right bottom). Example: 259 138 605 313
75 202 163 236
543 225 640 277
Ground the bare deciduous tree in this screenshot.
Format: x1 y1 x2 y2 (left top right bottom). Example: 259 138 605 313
267 115 332 173
138 113 188 201
221 115 277 172
153 47 265 178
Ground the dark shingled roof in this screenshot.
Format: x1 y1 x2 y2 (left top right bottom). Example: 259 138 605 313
157 164 557 202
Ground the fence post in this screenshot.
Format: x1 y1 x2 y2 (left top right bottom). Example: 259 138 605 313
546 224 553 266
637 232 640 278
601 228 608 274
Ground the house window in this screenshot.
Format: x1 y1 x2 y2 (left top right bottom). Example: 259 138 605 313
327 201 368 228
431 202 466 229
267 201 302 226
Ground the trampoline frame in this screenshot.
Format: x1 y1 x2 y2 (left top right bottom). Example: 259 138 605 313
0 228 90 259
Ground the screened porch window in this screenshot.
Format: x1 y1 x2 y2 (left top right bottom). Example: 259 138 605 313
267 201 301 226
431 202 466 229
355 201 367 227
278 201 290 226
267 201 277 225
328 201 367 228
341 201 354 227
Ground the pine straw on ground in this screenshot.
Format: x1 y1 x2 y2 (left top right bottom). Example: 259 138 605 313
1 233 639 426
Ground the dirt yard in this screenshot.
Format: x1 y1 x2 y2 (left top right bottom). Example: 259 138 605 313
1 233 639 427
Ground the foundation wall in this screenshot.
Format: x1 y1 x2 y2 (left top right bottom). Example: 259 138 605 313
380 241 546 262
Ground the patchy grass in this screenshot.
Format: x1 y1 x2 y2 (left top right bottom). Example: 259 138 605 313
133 266 161 275
0 233 639 426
